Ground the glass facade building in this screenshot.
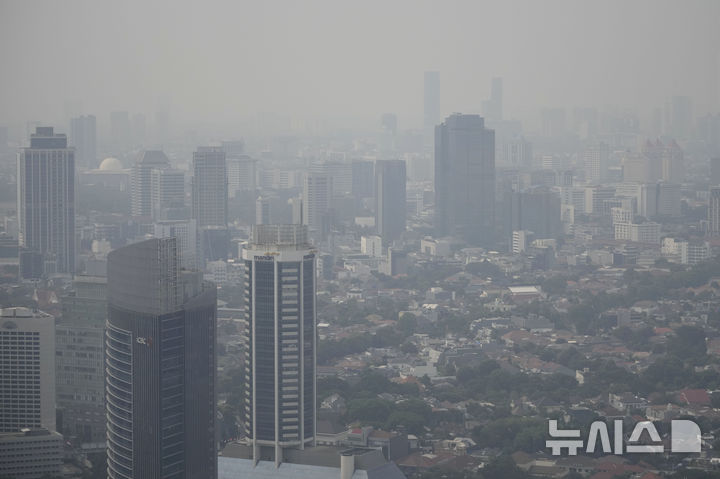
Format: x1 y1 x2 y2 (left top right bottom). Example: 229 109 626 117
106 238 217 479
243 225 316 465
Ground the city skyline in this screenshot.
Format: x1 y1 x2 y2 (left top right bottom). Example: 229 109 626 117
1 1 719 130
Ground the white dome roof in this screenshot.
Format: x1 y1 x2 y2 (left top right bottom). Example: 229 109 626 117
99 157 123 171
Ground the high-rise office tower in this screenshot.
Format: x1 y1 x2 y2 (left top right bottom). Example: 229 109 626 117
17 126 75 276
351 160 374 198
227 155 257 198
375 160 407 245
482 77 503 122
381 113 398 136
150 167 186 220
131 150 185 220
106 238 217 479
709 187 720 236
503 137 532 168
192 146 228 228
711 157 720 186
256 196 272 225
131 150 172 217
310 161 352 196
242 225 316 465
302 174 333 240
661 139 684 184
0 307 56 432
584 142 610 183
0 126 8 156
434 114 495 247
504 188 562 241
70 115 97 169
424 71 440 130
56 276 107 446
0 307 62 479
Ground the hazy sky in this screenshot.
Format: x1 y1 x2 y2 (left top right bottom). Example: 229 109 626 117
1 0 719 129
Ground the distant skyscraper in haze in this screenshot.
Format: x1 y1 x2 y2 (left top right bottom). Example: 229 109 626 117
504 137 532 168
227 155 257 198
375 159 407 245
0 126 8 156
17 126 75 276
435 114 495 247
381 113 398 135
711 157 720 185
351 159 374 199
303 174 333 240
709 187 720 236
424 71 440 129
256 196 272 225
106 238 217 479
242 225 316 465
131 150 183 218
584 142 610 183
70 115 96 169
192 146 228 228
482 77 503 122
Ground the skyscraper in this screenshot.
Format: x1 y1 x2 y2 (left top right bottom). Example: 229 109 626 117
0 307 56 433
0 307 62 479
709 187 720 236
504 188 562 241
256 196 272 225
434 114 495 247
70 115 97 169
106 238 217 478
242 225 316 465
423 71 440 131
130 150 172 217
192 146 228 228
302 174 333 241
351 159 375 199
150 167 186 220
227 155 257 198
711 157 720 186
584 142 610 183
17 126 75 276
56 276 107 446
482 77 503 122
375 159 407 245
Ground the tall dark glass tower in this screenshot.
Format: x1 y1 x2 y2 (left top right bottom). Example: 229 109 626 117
242 225 316 466
375 159 407 245
106 238 217 479
434 114 495 247
17 126 75 276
